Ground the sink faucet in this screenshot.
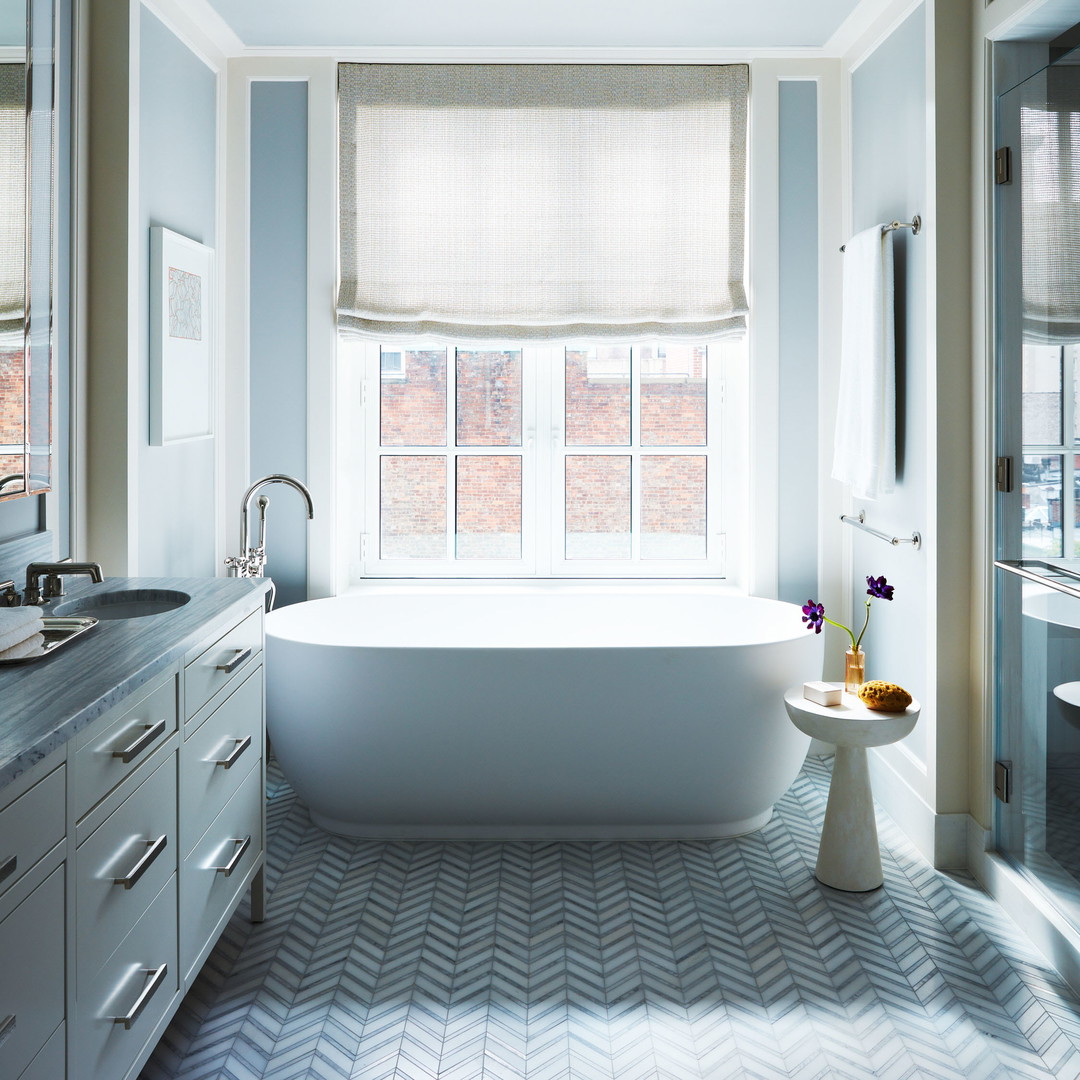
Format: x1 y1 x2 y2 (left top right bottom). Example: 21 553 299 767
24 561 104 605
226 474 314 581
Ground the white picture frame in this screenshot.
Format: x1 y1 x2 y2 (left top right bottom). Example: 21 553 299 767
149 226 214 445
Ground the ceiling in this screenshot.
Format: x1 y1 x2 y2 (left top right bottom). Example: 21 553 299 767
202 0 868 51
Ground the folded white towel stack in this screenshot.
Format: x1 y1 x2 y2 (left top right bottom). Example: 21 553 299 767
0 632 44 661
831 223 896 500
0 607 44 655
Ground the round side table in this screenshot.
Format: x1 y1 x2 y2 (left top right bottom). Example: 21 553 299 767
783 686 920 892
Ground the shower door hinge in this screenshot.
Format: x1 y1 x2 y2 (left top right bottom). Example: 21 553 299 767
996 456 1014 493
995 146 1012 185
994 760 1012 804
360 533 370 560
359 381 368 408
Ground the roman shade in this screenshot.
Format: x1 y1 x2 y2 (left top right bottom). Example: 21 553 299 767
337 63 748 342
1021 87 1080 343
0 63 25 336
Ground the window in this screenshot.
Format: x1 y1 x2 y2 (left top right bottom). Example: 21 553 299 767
339 338 738 579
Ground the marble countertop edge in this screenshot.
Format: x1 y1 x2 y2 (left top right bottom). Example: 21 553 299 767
0 576 271 792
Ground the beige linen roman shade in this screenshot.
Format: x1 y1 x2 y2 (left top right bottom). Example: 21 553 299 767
1022 86 1080 343
337 63 749 342
0 63 25 336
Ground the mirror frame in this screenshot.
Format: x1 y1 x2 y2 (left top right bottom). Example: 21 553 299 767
0 0 54 502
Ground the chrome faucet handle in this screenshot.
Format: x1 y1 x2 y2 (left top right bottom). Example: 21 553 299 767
0 581 19 606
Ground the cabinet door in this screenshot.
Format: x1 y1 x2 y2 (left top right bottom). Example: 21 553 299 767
73 674 177 822
72 877 178 1080
0 765 64 904
180 762 262 983
0 867 64 1080
75 753 177 989
181 666 262 857
184 609 262 727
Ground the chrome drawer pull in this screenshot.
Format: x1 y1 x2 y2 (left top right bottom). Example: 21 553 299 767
0 855 15 885
213 835 251 877
112 719 167 763
214 735 252 770
215 648 252 674
0 1013 15 1048
111 963 168 1029
113 835 168 890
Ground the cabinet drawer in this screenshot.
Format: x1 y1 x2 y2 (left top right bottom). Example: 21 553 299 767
180 762 262 983
184 609 262 724
73 877 177 1080
0 866 64 1080
17 1022 63 1080
181 666 262 857
73 675 178 821
0 766 64 902
76 754 177 990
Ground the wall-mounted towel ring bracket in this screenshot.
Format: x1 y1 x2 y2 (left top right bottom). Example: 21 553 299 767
840 215 921 253
840 510 922 550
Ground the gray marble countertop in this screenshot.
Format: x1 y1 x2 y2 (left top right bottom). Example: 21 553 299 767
0 575 271 791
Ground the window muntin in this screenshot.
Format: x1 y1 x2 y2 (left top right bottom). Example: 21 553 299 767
344 338 732 578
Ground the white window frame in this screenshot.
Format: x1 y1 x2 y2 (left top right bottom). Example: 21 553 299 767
343 338 732 580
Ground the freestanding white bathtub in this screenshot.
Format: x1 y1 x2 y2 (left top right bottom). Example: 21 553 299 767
265 589 823 839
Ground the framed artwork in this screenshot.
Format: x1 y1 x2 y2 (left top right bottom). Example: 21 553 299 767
150 226 214 445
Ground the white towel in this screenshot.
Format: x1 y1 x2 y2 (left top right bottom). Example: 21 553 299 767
831 224 896 500
0 631 44 661
0 607 44 654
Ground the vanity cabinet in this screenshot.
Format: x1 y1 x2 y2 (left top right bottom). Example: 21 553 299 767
0 581 267 1080
0 758 66 1080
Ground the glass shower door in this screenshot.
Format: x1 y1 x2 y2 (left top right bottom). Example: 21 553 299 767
995 47 1080 922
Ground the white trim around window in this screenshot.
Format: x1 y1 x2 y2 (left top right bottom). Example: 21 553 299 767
341 339 733 580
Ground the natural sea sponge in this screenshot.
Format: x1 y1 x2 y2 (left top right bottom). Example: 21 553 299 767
858 680 912 712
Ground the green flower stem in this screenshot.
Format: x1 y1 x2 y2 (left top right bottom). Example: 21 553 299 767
854 600 872 652
822 600 873 654
821 614 858 653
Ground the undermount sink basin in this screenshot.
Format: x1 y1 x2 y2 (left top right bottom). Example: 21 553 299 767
53 588 191 621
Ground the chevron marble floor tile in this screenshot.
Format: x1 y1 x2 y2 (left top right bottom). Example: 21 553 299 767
141 756 1080 1080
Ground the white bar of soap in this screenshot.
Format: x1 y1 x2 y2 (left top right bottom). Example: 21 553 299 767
803 681 842 706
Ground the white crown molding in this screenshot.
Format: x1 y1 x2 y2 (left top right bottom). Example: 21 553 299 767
233 44 830 63
138 0 243 67
826 0 924 66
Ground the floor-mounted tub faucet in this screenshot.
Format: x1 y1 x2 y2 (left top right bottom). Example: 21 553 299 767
226 475 314 609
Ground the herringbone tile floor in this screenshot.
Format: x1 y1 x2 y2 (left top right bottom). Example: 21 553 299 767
142 757 1080 1079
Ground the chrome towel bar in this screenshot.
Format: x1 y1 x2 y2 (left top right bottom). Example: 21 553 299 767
840 510 922 550
840 215 921 252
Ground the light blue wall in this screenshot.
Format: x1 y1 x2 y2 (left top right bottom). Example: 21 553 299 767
136 8 217 577
249 81 309 608
777 80 819 608
850 4 928 760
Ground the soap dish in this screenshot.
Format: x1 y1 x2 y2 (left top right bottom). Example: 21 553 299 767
0 616 98 665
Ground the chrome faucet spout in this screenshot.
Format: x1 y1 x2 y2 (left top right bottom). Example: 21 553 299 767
239 474 315 554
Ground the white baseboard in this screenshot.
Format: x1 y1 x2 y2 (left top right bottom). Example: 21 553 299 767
867 748 968 868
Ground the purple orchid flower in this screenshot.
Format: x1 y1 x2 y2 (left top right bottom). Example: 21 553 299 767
866 575 894 601
802 574 897 652
802 601 826 633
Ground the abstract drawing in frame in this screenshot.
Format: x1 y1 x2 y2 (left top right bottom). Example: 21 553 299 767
150 226 214 445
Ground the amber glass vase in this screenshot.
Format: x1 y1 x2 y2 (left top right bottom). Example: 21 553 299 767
844 647 866 695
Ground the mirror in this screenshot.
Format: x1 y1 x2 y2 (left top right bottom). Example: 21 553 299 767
0 0 53 502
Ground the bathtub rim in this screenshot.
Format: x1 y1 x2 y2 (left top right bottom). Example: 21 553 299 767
266 583 816 650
